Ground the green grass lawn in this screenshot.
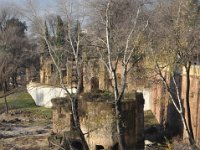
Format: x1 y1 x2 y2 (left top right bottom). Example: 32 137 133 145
0 91 52 119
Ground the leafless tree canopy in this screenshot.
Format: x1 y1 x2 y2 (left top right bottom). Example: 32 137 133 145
146 0 200 145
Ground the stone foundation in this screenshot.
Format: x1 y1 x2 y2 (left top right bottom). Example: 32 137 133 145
51 97 72 134
49 92 144 149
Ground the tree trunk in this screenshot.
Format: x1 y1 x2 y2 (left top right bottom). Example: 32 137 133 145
14 75 18 88
0 83 2 91
12 75 18 88
71 96 89 150
5 81 8 91
156 62 195 145
115 100 126 150
185 62 195 144
3 82 8 114
180 111 195 145
111 68 127 150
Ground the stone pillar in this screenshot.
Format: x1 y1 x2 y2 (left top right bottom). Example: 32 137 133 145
135 93 144 143
51 97 72 134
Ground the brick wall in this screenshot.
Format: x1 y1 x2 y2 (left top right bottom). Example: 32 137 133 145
181 66 200 146
83 59 143 93
150 65 200 146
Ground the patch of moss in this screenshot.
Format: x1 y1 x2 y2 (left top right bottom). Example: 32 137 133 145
64 130 80 139
81 91 114 101
123 92 136 101
51 97 69 106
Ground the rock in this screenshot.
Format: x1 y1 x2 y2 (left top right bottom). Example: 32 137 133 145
4 127 12 131
15 118 21 122
36 130 47 134
144 140 154 146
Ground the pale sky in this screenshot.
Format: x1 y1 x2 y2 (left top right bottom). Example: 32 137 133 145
0 0 58 16
0 0 56 8
0 0 82 10
0 0 87 34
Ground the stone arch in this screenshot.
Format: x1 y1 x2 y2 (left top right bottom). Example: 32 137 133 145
90 76 99 92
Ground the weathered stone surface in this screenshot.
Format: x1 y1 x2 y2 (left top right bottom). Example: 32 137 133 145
51 97 72 134
181 73 200 147
51 92 144 149
82 59 142 93
150 65 200 147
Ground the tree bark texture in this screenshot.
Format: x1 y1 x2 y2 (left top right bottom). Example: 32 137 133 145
70 96 89 150
185 62 195 144
115 100 126 150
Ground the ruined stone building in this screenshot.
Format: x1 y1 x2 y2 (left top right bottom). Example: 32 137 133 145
40 56 147 93
50 92 144 149
39 53 145 149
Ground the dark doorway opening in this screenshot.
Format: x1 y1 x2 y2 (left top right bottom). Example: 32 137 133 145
71 141 83 150
96 145 104 150
112 143 119 150
90 77 99 92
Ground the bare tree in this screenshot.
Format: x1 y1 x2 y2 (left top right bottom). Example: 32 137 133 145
0 7 29 113
25 0 89 149
87 0 149 149
147 0 200 146
0 52 14 113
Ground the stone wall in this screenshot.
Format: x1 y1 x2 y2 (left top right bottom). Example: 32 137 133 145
150 76 182 136
40 57 68 85
51 97 72 134
83 59 109 92
150 65 200 146
181 66 200 146
40 58 53 84
121 94 144 149
40 57 145 94
50 92 144 149
82 59 143 93
25 65 38 82
27 83 76 108
81 101 117 149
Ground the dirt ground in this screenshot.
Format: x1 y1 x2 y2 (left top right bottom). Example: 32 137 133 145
0 110 52 150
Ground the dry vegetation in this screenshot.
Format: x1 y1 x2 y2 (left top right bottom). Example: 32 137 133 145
0 92 52 150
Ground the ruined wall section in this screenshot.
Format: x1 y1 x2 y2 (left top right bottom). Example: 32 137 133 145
121 97 144 149
81 96 144 149
150 71 171 125
150 71 183 136
116 62 137 93
51 97 72 134
82 59 142 93
50 93 144 149
181 66 200 146
81 101 116 149
40 57 68 85
40 58 52 84
83 59 110 92
40 57 145 94
150 65 200 146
